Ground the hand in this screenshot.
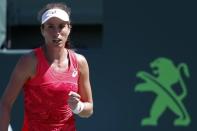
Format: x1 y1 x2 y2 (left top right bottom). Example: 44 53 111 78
67 91 81 110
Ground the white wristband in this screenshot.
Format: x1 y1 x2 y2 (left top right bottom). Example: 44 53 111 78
72 101 85 114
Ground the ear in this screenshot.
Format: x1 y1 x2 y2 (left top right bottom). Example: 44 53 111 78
69 24 72 29
67 25 72 35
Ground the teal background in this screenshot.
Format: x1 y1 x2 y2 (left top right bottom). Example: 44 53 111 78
0 0 6 47
1 0 197 130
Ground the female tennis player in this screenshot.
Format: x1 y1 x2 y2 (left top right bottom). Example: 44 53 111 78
0 2 93 131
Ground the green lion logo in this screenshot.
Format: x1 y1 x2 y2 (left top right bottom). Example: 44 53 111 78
135 57 191 126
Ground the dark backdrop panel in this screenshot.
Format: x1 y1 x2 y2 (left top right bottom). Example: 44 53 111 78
7 0 102 25
8 24 102 49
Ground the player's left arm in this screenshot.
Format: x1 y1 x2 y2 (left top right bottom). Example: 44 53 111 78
77 54 93 118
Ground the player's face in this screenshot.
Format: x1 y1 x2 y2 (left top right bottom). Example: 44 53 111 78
41 17 71 47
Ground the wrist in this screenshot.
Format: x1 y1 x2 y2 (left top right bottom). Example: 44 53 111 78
72 101 85 114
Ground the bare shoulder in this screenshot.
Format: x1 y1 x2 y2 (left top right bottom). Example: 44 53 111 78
75 53 88 67
19 51 36 66
74 52 90 74
16 50 37 77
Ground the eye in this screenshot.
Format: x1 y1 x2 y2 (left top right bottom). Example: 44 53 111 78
47 25 54 29
59 24 66 29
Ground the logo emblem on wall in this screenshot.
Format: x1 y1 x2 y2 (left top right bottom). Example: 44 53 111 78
134 57 191 126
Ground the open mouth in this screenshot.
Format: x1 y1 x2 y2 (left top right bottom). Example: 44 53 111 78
150 63 159 76
52 38 61 43
152 67 159 75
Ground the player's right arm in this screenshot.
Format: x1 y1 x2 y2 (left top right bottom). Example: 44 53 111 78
0 52 36 131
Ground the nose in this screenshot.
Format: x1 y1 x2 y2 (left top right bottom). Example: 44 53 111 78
52 27 61 37
53 27 61 33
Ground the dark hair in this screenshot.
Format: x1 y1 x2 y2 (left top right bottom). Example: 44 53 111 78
38 3 72 48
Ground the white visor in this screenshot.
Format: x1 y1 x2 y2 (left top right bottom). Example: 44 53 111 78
41 8 69 24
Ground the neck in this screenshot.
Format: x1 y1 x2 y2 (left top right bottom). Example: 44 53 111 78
42 45 68 64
